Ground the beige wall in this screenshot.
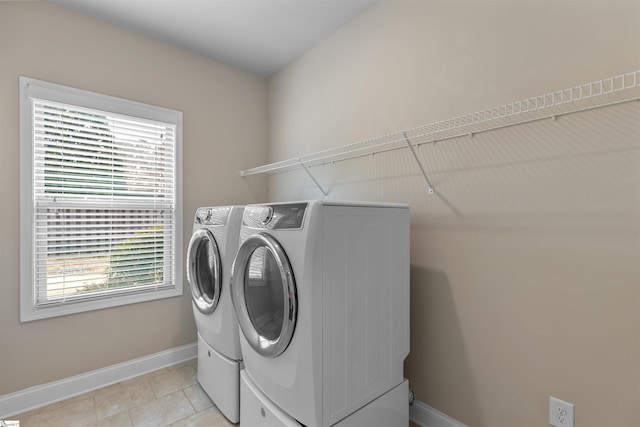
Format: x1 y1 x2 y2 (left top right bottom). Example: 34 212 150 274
268 1 640 427
0 2 267 395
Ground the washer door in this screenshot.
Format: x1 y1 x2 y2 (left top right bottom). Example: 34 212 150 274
186 228 222 314
231 233 297 358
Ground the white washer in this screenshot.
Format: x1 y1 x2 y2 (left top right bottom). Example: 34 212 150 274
231 200 410 427
186 206 243 423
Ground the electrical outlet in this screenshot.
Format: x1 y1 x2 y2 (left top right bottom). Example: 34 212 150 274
549 396 574 427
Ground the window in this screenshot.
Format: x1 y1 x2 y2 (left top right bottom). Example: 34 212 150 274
20 77 183 322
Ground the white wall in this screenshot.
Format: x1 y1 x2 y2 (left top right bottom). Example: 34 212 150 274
268 1 640 426
0 1 267 395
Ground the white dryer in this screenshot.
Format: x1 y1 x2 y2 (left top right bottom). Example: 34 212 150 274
231 200 410 427
186 206 243 423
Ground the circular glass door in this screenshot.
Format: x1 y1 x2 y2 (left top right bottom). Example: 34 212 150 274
231 233 297 357
186 228 222 314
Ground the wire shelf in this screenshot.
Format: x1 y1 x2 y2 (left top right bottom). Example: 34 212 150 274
240 71 640 185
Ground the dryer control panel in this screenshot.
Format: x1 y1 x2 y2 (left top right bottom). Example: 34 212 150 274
243 203 307 230
195 206 230 226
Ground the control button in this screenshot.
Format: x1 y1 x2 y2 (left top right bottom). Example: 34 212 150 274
196 208 207 224
259 207 273 225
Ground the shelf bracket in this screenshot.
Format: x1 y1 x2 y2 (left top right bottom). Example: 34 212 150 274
404 132 434 194
298 159 328 197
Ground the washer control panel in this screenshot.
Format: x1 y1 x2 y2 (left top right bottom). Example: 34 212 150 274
243 203 307 230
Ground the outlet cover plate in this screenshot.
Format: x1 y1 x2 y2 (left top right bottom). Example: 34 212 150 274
549 396 574 427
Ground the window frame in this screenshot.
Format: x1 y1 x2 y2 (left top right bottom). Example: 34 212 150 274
20 77 183 322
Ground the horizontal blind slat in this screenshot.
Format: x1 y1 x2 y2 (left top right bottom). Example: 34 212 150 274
33 136 175 162
34 148 175 170
34 101 174 131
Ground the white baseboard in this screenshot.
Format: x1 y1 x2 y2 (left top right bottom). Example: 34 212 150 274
410 398 468 427
0 342 197 419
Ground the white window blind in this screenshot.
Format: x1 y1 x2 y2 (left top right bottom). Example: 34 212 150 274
20 77 183 321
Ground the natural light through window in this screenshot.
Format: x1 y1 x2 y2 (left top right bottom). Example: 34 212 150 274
20 77 183 321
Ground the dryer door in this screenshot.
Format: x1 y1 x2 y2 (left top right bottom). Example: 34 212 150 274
231 233 297 358
186 229 222 314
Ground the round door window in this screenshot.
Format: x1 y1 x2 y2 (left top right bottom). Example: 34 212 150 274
231 233 297 357
186 228 221 314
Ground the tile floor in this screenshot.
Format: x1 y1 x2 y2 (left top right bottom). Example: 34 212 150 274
12 359 235 427
11 360 421 426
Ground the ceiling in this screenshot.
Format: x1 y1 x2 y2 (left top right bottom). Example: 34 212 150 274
48 0 379 77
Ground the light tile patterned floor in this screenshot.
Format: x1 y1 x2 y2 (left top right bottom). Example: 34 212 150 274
12 359 236 427
11 359 421 426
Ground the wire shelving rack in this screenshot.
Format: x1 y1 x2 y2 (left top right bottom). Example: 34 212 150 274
240 71 640 196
